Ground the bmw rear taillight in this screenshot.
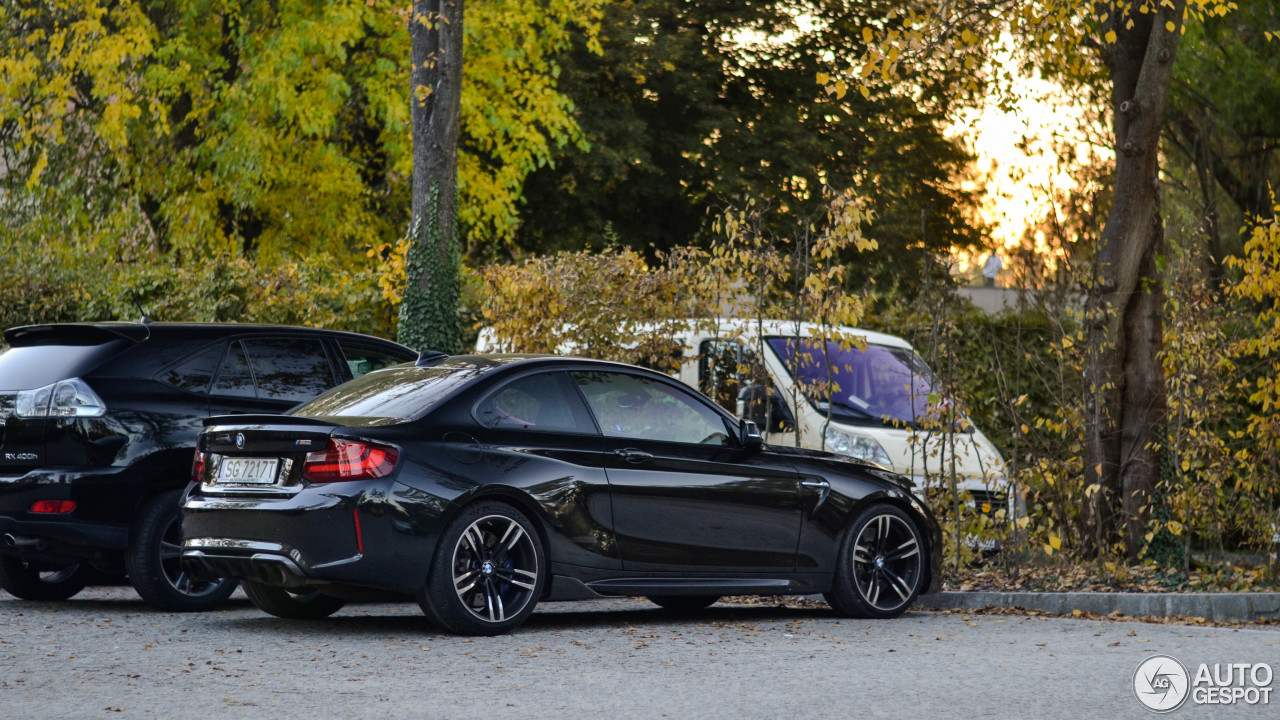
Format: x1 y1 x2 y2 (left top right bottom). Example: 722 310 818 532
191 450 207 484
301 439 399 484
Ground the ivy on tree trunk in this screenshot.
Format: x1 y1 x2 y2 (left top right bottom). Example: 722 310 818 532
1082 0 1184 560
399 0 464 353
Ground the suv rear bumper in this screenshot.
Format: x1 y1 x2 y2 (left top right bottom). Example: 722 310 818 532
0 517 130 558
0 466 146 558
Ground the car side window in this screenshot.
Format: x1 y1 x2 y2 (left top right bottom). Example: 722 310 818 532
210 342 256 398
475 373 598 434
158 343 225 394
337 341 407 380
572 371 733 446
243 338 336 403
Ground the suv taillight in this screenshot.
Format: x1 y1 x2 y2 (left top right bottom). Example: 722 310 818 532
15 377 107 418
301 439 399 484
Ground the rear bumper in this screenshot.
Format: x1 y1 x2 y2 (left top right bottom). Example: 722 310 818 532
0 517 130 562
183 540 311 588
0 466 144 559
181 481 441 594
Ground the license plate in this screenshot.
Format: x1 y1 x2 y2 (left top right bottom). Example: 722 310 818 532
217 457 280 485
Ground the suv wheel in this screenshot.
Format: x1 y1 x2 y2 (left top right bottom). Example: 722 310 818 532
0 555 89 601
126 490 237 612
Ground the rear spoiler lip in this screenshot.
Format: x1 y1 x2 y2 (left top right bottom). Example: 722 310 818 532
202 414 341 428
3 322 151 347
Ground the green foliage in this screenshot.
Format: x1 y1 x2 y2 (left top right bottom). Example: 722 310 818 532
0 238 401 340
0 0 601 259
480 188 877 367
398 187 462 354
479 246 713 367
512 0 985 291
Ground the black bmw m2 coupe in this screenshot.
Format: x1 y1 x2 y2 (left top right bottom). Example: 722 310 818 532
182 354 941 635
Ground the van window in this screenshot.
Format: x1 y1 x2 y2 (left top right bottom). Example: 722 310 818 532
698 339 767 413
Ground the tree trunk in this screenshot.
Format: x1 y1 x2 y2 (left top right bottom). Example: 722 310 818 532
1082 1 1181 561
399 0 464 352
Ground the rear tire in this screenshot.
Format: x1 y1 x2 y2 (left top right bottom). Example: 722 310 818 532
0 554 89 601
126 490 237 612
241 581 347 620
825 503 925 619
417 501 546 636
647 595 719 612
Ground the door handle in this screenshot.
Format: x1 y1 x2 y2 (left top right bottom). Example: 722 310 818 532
801 479 829 489
613 448 654 464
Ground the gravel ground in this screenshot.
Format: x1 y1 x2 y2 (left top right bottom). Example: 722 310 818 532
2 587 1278 719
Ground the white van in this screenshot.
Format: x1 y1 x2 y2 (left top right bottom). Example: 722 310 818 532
476 318 1014 519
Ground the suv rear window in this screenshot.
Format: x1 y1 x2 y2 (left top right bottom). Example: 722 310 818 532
244 338 335 403
0 340 133 391
157 344 225 394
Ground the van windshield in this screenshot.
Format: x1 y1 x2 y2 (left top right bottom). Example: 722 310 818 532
765 337 941 427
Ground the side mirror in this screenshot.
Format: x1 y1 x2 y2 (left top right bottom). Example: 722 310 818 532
739 419 763 453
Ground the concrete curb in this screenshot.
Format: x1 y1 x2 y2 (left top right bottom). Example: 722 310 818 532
916 591 1280 623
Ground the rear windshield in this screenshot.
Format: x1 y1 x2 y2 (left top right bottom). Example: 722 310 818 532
292 365 483 422
0 340 133 391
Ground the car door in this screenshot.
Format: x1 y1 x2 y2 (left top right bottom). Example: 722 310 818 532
470 371 619 570
208 337 339 416
571 370 800 573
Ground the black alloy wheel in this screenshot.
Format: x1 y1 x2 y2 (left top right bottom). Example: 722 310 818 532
126 490 237 612
647 595 720 612
241 581 347 620
826 503 925 619
0 554 89 601
418 501 545 636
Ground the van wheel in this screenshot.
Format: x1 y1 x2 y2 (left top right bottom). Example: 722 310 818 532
0 555 89 601
241 581 347 619
126 490 237 612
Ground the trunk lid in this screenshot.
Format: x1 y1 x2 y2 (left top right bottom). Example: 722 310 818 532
198 417 341 493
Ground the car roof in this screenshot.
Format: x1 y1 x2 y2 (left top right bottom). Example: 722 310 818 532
431 354 649 373
474 318 915 354
3 321 411 349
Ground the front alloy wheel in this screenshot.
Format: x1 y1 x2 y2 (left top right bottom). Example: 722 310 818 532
418 502 545 636
126 490 237 612
826 504 925 619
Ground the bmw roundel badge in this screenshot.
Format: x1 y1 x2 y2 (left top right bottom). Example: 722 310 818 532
235 433 245 449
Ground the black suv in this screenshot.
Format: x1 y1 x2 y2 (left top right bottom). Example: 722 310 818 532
0 322 415 610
